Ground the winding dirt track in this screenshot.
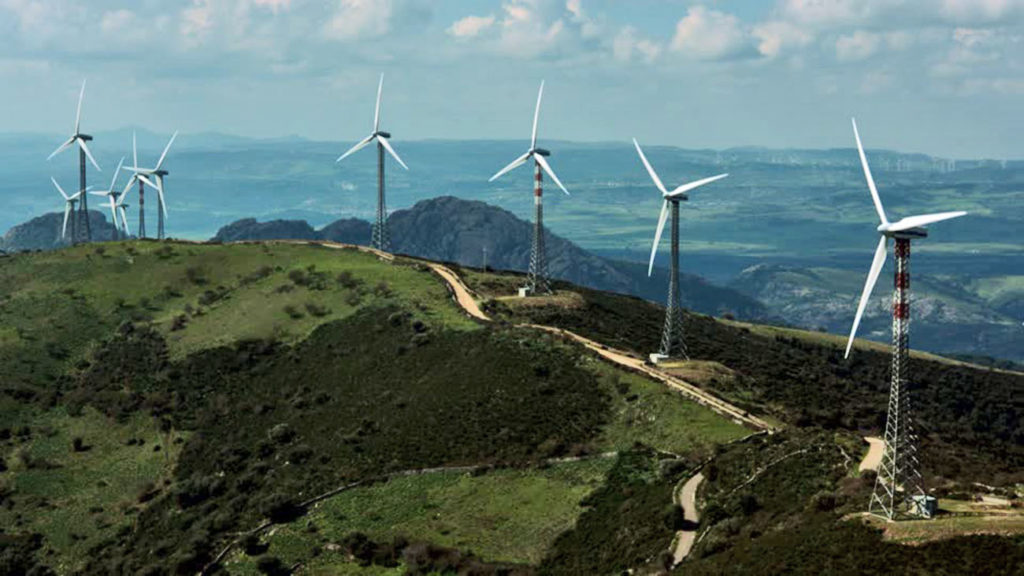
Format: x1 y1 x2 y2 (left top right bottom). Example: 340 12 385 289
411 258 776 432
672 472 705 566
859 437 885 472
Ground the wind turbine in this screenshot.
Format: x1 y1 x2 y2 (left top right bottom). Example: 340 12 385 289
124 131 178 240
90 157 125 241
844 118 966 521
634 139 728 362
336 73 408 252
51 177 91 244
48 80 101 244
489 80 569 296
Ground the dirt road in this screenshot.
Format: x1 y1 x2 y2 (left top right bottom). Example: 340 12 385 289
672 472 705 566
860 437 885 472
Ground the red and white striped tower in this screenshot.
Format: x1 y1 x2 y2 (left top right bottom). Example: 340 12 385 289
870 235 926 520
527 160 551 294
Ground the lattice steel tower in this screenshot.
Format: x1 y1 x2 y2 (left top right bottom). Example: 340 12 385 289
659 201 687 358
869 236 926 520
372 141 391 252
527 162 551 294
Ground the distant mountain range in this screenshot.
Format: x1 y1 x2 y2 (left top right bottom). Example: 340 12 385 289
211 196 771 320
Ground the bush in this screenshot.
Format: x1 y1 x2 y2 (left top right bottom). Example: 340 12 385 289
283 305 303 320
255 555 291 576
185 266 206 285
304 302 330 318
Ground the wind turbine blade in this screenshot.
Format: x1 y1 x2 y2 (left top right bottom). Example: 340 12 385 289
62 205 71 239
155 131 178 170
378 137 408 170
88 191 107 197
888 211 967 232
374 73 384 132
648 199 670 276
851 118 887 225
667 173 729 197
75 79 86 134
531 80 544 149
489 151 530 182
48 138 75 161
633 139 667 195
110 156 125 190
78 138 101 171
336 134 375 163
534 154 569 196
119 206 131 235
845 236 888 359
121 173 138 196
133 131 138 168
52 177 69 200
156 178 168 220
138 174 158 189
108 196 119 229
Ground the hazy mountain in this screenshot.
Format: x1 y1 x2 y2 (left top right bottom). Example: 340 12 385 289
0 210 118 252
209 196 770 320
731 263 1024 362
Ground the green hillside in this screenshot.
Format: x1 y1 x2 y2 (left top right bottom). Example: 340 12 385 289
0 241 747 575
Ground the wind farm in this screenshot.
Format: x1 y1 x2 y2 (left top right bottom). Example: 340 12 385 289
0 3 1021 575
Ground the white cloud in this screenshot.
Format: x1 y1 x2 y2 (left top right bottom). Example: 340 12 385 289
752 20 813 58
447 14 495 39
940 0 1024 25
836 30 880 61
669 6 757 61
613 26 661 63
323 0 393 41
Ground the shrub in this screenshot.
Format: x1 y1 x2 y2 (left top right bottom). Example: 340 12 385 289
304 302 330 318
185 266 206 285
283 305 304 320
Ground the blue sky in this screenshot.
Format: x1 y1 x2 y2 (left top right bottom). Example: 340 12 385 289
1 0 1022 158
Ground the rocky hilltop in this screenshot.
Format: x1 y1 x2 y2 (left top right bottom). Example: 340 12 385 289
210 196 770 320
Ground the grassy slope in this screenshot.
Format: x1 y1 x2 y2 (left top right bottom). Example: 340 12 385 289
0 241 475 384
0 407 184 574
461 267 1024 486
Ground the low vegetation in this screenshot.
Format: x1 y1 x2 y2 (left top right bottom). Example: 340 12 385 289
463 267 1024 486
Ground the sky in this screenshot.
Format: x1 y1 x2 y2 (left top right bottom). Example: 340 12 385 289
0 0 1022 158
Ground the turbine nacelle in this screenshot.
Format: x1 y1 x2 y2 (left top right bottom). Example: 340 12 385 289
878 224 927 239
375 131 392 139
532 148 551 157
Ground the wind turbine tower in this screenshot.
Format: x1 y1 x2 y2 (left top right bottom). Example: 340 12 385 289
489 81 570 296
48 80 101 244
633 139 728 362
845 118 967 521
336 74 408 252
52 178 89 244
124 132 178 240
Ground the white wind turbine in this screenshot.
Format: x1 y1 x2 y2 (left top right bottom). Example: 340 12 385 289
488 80 569 295
634 139 728 361
51 177 91 242
89 157 125 240
844 118 966 521
336 73 408 252
123 131 178 240
48 80 101 243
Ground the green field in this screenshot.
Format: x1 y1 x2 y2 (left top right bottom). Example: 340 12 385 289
224 459 614 573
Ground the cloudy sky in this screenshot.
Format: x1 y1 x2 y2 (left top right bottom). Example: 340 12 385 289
1 0 1022 158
